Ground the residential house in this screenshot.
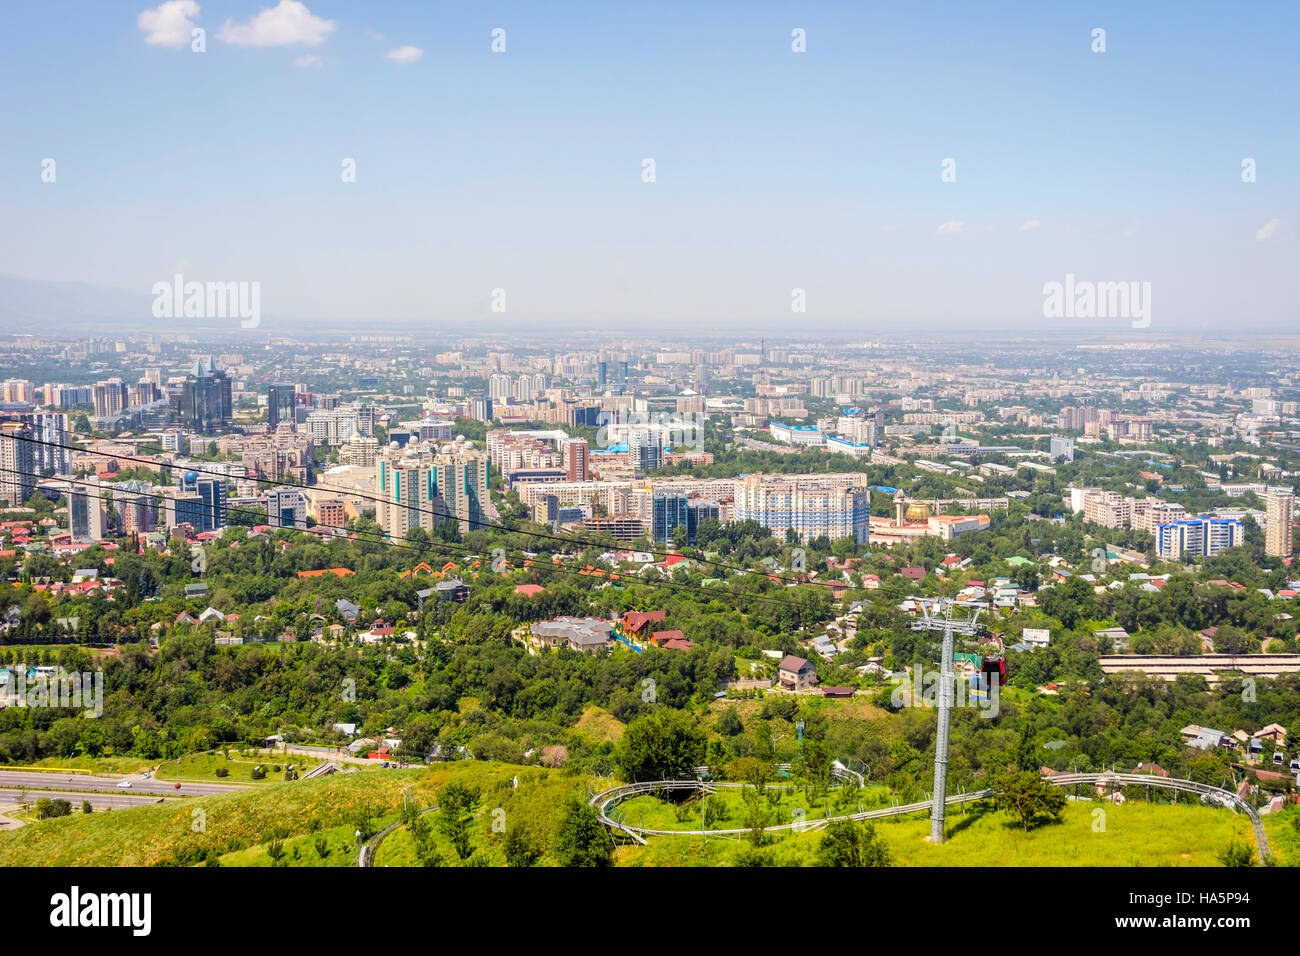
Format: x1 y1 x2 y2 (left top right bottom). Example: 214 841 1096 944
530 617 612 654
778 654 818 692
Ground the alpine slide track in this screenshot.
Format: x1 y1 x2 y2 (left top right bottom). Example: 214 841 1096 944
589 770 1272 863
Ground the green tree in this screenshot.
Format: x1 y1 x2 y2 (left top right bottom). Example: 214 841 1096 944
1216 841 1255 867
991 770 1067 831
436 781 480 860
614 709 707 781
554 795 614 867
815 819 892 867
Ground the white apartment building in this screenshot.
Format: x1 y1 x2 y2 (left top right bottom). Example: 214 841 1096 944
732 473 870 544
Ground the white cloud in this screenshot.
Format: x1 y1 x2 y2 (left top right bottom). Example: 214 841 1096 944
1256 218 1281 242
217 0 335 47
1018 219 1041 232
138 0 200 47
385 45 423 64
935 221 966 235
295 54 323 68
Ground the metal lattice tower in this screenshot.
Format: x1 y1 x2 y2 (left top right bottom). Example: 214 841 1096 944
909 597 988 844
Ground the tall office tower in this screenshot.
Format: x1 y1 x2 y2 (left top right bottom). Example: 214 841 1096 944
564 437 589 481
648 490 689 543
92 378 130 418
628 428 662 473
1049 436 1074 462
0 421 35 506
69 478 106 542
355 403 376 438
267 383 297 431
617 360 629 385
1266 491 1296 557
471 397 494 423
179 471 228 530
597 361 608 386
176 357 233 433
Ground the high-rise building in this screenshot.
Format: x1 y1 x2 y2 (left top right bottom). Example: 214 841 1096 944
376 436 490 538
1156 516 1244 561
564 437 589 482
0 411 69 474
264 487 308 529
92 378 129 419
628 428 662 473
267 384 296 432
130 380 161 407
0 421 35 506
176 357 232 434
650 490 689 543
304 406 360 445
340 434 380 467
1049 436 1074 462
118 492 155 534
1 380 35 404
177 471 228 531
733 473 871 544
1266 491 1295 558
43 384 92 409
69 478 106 542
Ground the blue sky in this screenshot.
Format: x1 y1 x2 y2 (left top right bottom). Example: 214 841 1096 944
1 1 1296 331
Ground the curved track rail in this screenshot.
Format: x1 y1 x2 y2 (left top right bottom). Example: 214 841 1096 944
590 771 1271 863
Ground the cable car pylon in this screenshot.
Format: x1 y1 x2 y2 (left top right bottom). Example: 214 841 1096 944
909 596 989 844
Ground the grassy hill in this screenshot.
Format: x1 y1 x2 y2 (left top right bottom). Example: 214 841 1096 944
0 760 1277 867
622 800 1261 867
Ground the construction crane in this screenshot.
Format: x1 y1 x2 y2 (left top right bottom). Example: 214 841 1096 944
909 597 989 844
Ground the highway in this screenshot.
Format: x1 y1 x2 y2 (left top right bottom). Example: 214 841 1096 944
0 788 183 829
0 769 246 798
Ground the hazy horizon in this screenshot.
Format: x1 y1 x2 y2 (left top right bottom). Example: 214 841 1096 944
2 1 1296 333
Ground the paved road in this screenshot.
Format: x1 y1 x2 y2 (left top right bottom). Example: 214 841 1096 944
0 788 182 829
0 769 246 798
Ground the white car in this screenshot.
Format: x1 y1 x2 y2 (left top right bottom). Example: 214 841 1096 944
116 780 132 789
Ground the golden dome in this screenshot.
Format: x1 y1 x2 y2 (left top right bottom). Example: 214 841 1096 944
904 503 932 521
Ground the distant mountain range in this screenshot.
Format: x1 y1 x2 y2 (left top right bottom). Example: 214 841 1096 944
0 273 150 331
